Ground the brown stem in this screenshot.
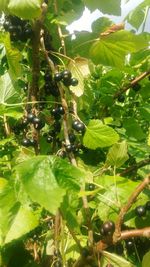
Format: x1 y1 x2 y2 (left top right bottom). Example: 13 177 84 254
27 3 48 155
113 174 150 243
120 227 150 240
53 0 66 55
114 70 150 99
54 210 61 249
119 158 150 176
3 115 11 136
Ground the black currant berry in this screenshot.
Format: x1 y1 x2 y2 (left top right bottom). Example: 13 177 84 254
81 247 90 258
33 117 45 130
62 70 72 81
146 201 150 211
71 77 78 86
65 144 73 153
51 108 61 120
72 120 85 133
69 133 76 143
135 205 146 217
27 113 35 123
132 83 141 92
100 221 115 236
125 239 134 249
21 138 31 147
117 95 125 103
44 72 51 81
53 122 61 132
57 106 65 115
88 183 96 191
54 72 63 82
30 139 37 146
47 136 53 143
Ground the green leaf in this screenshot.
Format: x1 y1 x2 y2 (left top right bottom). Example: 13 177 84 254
90 31 149 68
8 0 42 20
68 57 90 97
95 175 150 227
0 72 21 104
101 251 134 267
123 118 146 141
83 120 119 149
84 0 121 15
15 156 85 214
4 206 39 244
106 141 129 168
142 251 150 267
125 0 150 30
91 17 112 35
0 33 22 79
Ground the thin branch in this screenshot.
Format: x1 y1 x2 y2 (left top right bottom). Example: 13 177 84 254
114 70 150 99
113 174 150 243
3 115 11 136
119 158 150 176
53 0 66 55
120 227 150 240
54 210 61 249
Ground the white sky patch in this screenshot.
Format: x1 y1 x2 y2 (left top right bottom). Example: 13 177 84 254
67 0 146 34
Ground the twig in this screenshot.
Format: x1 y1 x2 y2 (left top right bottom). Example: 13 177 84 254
119 158 150 176
54 210 61 249
53 0 66 55
113 174 150 243
120 227 150 240
3 115 11 136
28 3 48 155
114 70 150 99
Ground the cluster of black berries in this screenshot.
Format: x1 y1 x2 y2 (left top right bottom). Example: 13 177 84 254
100 220 115 236
13 113 45 147
54 70 78 87
44 71 60 97
135 200 150 217
3 15 32 42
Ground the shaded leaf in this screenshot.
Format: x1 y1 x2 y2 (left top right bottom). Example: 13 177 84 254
84 0 121 15
106 141 129 168
83 120 119 149
123 118 146 141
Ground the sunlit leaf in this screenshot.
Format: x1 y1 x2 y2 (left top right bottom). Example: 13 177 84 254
90 31 149 67
101 251 134 266
69 57 90 97
8 0 42 20
83 119 119 149
0 72 21 104
4 206 39 244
